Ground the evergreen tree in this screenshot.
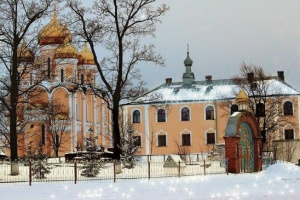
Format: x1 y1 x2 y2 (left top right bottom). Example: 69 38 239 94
81 132 103 177
120 129 140 169
26 141 50 179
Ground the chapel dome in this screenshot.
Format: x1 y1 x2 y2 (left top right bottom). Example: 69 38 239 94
55 42 78 59
17 41 35 63
78 43 95 65
38 12 72 45
184 52 193 66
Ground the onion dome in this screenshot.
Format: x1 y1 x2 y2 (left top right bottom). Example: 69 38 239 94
78 43 95 65
236 89 248 111
55 41 78 59
184 51 193 66
17 40 35 63
236 89 248 103
38 11 72 45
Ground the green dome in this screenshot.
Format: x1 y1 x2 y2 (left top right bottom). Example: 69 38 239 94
184 52 193 66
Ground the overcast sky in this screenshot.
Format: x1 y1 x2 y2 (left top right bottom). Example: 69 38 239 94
139 0 300 91
82 0 300 91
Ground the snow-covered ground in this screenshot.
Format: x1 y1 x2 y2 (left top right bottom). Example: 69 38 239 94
0 162 299 200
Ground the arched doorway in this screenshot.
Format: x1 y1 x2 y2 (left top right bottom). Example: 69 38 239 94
239 122 254 173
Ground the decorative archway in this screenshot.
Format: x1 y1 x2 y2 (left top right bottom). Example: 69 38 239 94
224 111 262 173
239 122 254 173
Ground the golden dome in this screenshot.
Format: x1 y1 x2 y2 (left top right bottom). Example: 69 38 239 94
17 40 34 63
55 42 78 59
38 12 72 45
78 43 95 65
236 89 248 103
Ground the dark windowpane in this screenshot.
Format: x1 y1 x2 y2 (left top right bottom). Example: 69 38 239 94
285 129 294 140
206 106 214 120
158 135 166 147
256 103 265 117
182 134 191 146
157 109 166 122
261 130 266 143
181 107 190 121
47 57 51 78
81 74 84 85
61 69 64 82
41 124 46 145
133 110 140 123
133 136 141 147
55 134 59 148
230 104 238 115
283 101 293 116
206 133 215 144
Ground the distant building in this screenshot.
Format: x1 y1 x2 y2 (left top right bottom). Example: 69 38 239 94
122 50 300 156
7 11 112 157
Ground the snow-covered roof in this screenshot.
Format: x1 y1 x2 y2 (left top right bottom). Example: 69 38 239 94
128 78 300 104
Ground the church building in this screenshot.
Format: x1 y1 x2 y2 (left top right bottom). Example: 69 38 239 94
122 50 300 157
11 10 111 157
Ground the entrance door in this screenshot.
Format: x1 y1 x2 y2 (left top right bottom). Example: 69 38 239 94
239 122 254 173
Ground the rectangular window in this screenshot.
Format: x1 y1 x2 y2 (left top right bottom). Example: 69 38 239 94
284 129 294 140
182 134 191 146
133 136 141 147
157 135 167 147
206 133 215 144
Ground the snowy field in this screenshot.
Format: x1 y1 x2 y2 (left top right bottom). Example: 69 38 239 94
0 162 299 200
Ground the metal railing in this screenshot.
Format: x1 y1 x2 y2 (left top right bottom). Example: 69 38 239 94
0 155 228 185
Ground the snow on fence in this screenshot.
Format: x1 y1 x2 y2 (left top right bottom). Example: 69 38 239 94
0 155 228 185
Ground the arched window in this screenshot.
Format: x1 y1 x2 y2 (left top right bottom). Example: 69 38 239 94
133 110 141 123
256 103 265 117
206 105 215 120
41 124 46 145
283 101 293 116
230 104 238 115
47 57 51 78
157 109 166 122
81 74 84 85
60 69 64 82
181 107 190 121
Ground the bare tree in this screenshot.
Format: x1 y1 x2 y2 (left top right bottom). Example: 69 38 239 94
40 99 71 157
230 63 292 152
66 0 168 160
0 0 54 163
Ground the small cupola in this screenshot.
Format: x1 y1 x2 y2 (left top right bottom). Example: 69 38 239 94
236 89 248 111
182 45 195 85
17 40 35 63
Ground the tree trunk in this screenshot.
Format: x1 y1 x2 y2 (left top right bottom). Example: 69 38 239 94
112 105 121 160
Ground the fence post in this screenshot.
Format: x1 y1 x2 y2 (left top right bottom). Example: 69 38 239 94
148 160 150 180
226 159 228 175
203 160 206 175
74 161 77 184
113 161 116 183
178 161 180 178
29 160 32 186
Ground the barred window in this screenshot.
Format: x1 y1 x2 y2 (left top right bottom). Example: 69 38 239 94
157 109 166 122
133 110 141 123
